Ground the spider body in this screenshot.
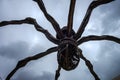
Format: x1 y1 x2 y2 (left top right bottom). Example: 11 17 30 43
56 27 80 70
0 0 119 80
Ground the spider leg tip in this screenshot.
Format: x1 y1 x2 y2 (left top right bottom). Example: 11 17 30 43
33 0 37 2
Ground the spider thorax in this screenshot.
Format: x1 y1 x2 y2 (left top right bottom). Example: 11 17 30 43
56 27 80 71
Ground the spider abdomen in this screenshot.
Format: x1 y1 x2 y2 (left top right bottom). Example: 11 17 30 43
57 40 80 71
56 26 80 70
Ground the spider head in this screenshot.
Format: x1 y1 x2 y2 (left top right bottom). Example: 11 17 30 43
56 26 75 39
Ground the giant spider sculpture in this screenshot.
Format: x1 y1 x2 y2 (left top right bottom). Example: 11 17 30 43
0 0 120 80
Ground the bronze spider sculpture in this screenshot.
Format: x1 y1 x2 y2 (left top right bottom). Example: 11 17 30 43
0 0 120 80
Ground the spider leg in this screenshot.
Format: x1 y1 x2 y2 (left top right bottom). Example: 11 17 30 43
55 65 61 80
0 17 60 45
74 0 115 40
77 48 100 80
77 35 120 45
33 0 63 38
5 47 58 80
67 0 76 36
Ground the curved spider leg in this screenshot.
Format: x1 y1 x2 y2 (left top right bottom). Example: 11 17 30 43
5 47 58 80
67 0 76 36
77 35 120 45
0 17 60 45
74 0 115 40
77 48 100 80
55 65 61 80
33 0 64 38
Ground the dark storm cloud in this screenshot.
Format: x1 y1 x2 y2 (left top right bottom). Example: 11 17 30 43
82 0 120 79
95 42 120 80
0 41 30 60
12 71 54 80
0 40 46 60
92 0 120 79
98 0 120 34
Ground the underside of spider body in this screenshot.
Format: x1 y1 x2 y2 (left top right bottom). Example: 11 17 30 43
56 27 80 70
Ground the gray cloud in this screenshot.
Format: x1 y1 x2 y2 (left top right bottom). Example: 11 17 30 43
12 71 54 80
98 0 120 34
95 42 120 80
0 41 30 60
91 1 120 79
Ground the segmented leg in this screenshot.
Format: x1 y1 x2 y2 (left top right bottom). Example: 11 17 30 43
67 0 76 36
77 35 120 45
55 65 61 80
6 47 58 80
78 48 100 80
74 0 115 40
33 0 63 38
0 17 59 45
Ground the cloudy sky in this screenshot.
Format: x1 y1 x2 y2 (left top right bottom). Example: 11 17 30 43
0 0 120 80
